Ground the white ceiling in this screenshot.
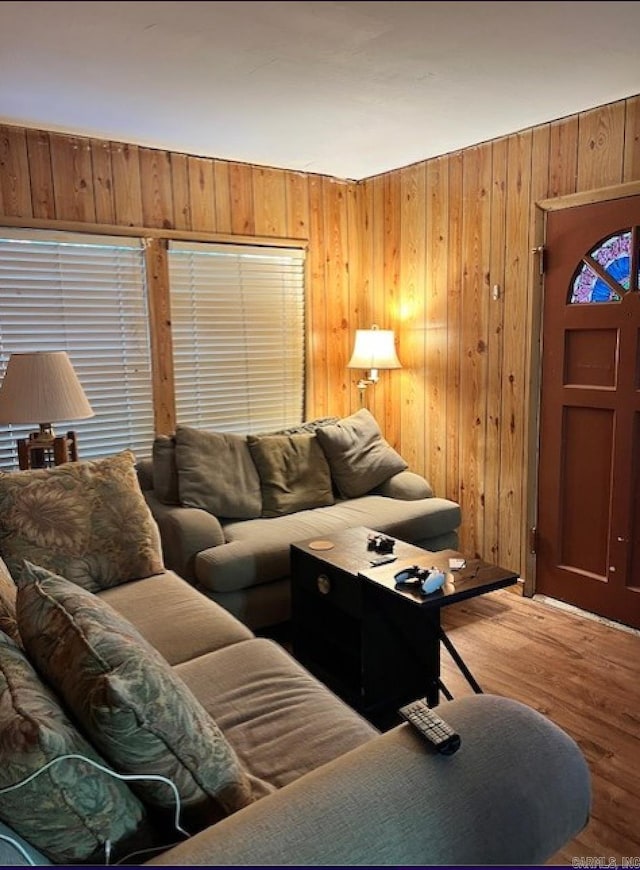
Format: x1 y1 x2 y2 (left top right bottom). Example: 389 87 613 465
2 0 640 181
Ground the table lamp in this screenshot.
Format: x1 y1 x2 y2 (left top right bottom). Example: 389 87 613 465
0 351 94 468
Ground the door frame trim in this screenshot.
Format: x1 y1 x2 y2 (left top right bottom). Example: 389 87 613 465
525 180 640 596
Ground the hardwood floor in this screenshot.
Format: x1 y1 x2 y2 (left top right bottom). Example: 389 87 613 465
439 591 640 865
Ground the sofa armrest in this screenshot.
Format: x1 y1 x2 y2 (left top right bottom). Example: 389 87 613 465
147 694 590 867
144 493 225 582
375 470 434 499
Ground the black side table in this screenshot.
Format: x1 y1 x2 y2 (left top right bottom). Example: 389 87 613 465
290 526 518 724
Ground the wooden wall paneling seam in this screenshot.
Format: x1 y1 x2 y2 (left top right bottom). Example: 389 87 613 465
91 140 116 225
370 175 389 431
229 162 255 235
187 156 216 232
323 177 350 418
26 130 55 220
49 133 96 223
484 137 508 564
111 142 144 227
459 144 492 559
623 95 640 183
170 152 191 231
284 170 310 241
445 152 463 504
498 131 533 573
548 115 579 199
425 157 449 497
399 162 427 475
346 181 362 415
0 125 32 218
522 124 551 593
213 160 232 233
252 167 286 237
307 174 328 417
139 147 174 229
144 238 176 436
383 171 402 451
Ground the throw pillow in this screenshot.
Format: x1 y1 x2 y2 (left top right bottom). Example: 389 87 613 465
16 562 254 832
175 425 262 518
0 630 147 865
0 451 164 593
152 434 180 505
315 408 408 498
247 433 335 517
0 557 19 645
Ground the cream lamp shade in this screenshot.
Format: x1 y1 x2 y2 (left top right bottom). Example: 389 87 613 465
0 351 94 438
348 325 401 383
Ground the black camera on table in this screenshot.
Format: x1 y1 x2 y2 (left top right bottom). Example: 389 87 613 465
367 533 395 555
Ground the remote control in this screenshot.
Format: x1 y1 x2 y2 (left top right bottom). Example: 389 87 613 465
369 554 397 567
398 698 461 755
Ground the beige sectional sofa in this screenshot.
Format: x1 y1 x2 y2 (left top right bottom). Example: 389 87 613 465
0 448 591 866
141 410 462 628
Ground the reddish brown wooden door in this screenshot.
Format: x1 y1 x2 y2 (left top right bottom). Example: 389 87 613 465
537 195 640 629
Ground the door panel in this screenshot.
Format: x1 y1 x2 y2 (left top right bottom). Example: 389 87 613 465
538 196 640 628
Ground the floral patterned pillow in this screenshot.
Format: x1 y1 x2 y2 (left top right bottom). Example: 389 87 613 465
0 557 19 645
16 562 255 832
0 630 148 864
0 451 164 592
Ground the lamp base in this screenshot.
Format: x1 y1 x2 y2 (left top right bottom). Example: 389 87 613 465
17 431 78 471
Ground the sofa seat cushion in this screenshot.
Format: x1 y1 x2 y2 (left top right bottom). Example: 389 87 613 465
98 570 253 666
175 638 377 789
16 563 255 832
0 631 148 865
195 495 461 593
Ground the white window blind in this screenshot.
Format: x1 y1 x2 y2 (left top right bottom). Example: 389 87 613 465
0 229 154 470
168 241 305 433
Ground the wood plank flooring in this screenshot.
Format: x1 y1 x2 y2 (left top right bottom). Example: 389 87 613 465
439 591 640 865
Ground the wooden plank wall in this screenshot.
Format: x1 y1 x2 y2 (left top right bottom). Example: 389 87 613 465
1 92 640 581
0 126 361 432
358 94 640 579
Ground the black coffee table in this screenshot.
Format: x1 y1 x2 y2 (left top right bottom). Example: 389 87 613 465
290 526 518 723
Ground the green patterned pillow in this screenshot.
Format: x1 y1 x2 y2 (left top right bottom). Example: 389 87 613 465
0 451 164 592
16 562 254 832
0 630 147 864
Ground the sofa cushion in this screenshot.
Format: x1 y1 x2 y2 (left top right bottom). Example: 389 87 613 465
316 409 408 498
0 557 19 645
15 563 255 832
247 433 334 517
98 570 253 666
152 434 179 504
175 426 262 519
0 630 147 865
0 451 164 593
175 638 377 789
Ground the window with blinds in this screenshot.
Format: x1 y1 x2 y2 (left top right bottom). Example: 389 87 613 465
168 241 305 433
0 229 154 470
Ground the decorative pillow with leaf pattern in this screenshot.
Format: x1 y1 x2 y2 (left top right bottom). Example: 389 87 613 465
0 557 19 645
16 562 254 832
0 630 148 864
0 451 164 592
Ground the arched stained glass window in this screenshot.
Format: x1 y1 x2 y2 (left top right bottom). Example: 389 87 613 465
569 227 639 304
